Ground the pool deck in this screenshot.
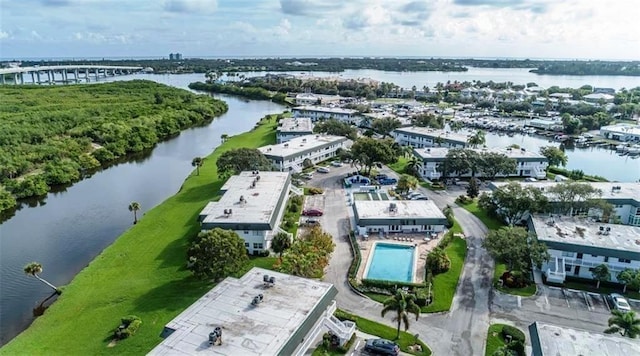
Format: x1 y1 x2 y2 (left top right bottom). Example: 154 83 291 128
356 233 444 284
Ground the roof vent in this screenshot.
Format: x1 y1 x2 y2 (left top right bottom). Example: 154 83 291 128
284 143 289 147
263 274 276 287
302 138 307 142
251 294 264 306
224 209 232 216
239 195 245 204
208 327 222 346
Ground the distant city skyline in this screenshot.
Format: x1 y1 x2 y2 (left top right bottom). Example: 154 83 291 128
1 0 638 61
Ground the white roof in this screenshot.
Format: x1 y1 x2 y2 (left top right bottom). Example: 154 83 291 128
530 322 640 356
199 171 290 226
293 105 357 115
600 123 640 136
150 268 336 356
531 215 640 253
354 200 446 220
489 181 640 203
584 93 615 100
413 146 546 160
277 117 314 133
549 93 572 98
394 126 469 144
259 134 347 158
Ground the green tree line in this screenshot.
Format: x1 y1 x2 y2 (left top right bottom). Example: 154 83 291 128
0 80 228 214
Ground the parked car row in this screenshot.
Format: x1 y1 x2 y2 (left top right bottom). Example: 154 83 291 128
405 191 428 200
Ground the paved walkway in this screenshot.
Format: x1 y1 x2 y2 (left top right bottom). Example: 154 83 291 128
317 167 495 356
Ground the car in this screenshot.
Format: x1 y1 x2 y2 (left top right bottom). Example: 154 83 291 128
610 293 632 312
412 195 428 200
302 209 323 217
301 173 313 180
375 174 388 180
378 178 398 185
524 177 538 182
304 218 320 226
364 338 400 356
317 167 330 173
331 161 343 167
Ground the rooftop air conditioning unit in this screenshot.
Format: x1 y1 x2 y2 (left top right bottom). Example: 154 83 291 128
284 143 289 147
208 326 222 346
251 294 264 306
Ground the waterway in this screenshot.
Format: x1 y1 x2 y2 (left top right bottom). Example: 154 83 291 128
0 73 285 345
1 69 638 345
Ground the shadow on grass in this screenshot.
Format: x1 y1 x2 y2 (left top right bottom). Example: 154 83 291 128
132 277 212 314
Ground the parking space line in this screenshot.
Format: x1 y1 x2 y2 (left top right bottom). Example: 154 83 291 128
561 289 570 308
583 292 593 311
517 296 522 308
603 295 611 312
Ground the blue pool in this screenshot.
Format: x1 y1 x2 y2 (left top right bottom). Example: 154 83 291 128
365 243 415 283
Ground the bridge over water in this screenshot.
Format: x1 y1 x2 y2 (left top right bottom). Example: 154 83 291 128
0 65 144 85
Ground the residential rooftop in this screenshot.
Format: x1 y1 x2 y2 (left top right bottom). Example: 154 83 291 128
293 105 358 115
394 126 469 143
413 146 546 160
600 123 640 135
277 117 314 133
150 267 337 356
529 321 640 356
354 200 446 220
199 171 290 227
489 181 640 203
258 134 347 158
530 215 640 253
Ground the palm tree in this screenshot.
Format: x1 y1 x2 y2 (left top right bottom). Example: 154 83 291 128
128 201 141 224
24 262 59 293
220 134 229 143
449 120 463 132
591 263 611 288
406 156 423 177
467 130 486 148
381 290 420 340
604 310 640 338
397 175 419 194
434 136 445 147
191 157 203 176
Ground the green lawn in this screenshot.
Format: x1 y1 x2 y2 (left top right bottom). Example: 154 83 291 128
388 156 409 174
493 263 537 297
1 116 281 355
335 310 431 355
422 235 467 312
460 200 504 231
485 324 526 356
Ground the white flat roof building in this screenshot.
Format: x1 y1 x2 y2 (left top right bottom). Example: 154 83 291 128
353 200 447 235
392 126 468 149
529 322 640 356
276 117 314 143
198 171 292 253
600 123 640 142
292 106 359 123
259 134 349 172
150 267 352 356
295 93 341 106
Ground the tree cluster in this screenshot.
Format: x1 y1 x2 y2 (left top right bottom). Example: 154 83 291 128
276 226 335 278
312 119 358 140
216 148 273 178
349 137 399 175
437 148 517 180
187 228 249 280
0 80 227 214
482 226 549 273
478 182 549 225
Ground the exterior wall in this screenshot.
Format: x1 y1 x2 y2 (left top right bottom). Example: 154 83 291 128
392 131 466 149
543 248 640 283
292 108 358 124
267 141 347 172
416 156 548 180
276 131 313 144
357 223 445 236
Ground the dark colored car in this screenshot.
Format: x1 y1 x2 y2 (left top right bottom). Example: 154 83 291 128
375 174 388 180
378 178 398 185
302 209 323 216
364 339 400 356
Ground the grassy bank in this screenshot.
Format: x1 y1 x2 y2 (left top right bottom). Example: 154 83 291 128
1 116 279 354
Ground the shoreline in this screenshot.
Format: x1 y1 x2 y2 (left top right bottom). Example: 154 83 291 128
0 115 280 354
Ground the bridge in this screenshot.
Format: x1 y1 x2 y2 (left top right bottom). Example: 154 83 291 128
0 65 145 85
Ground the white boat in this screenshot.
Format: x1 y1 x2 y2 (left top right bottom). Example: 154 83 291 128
575 136 588 144
628 144 640 155
616 143 629 152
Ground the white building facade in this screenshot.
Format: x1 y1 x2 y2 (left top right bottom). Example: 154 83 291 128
259 134 350 172
413 147 548 181
353 200 447 236
292 105 359 124
276 117 314 143
530 215 640 284
198 171 295 254
600 123 640 142
295 93 341 106
392 126 468 149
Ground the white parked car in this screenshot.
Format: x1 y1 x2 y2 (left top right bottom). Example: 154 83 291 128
610 293 632 312
317 167 330 173
331 161 343 167
301 173 313 180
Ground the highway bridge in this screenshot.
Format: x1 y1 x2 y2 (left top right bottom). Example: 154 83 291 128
0 65 145 85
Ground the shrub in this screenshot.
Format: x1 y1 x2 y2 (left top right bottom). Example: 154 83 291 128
501 271 530 288
113 315 142 340
337 333 358 353
455 194 472 205
288 202 300 213
414 287 431 307
507 340 525 356
443 205 454 228
308 187 324 195
426 247 451 274
501 325 525 344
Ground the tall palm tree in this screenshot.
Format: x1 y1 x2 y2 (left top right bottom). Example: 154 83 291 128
220 134 229 143
24 262 59 293
381 290 420 340
467 130 486 148
397 175 419 194
191 157 203 176
449 120 463 132
128 201 141 224
407 156 423 177
604 310 640 338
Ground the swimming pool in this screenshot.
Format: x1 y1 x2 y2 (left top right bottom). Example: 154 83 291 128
364 243 415 283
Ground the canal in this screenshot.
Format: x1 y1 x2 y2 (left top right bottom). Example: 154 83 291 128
0 73 285 345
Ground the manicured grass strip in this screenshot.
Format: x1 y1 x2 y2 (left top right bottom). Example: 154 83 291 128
422 235 467 312
1 116 279 355
335 309 431 356
460 200 504 231
493 263 537 297
485 324 508 356
388 156 409 175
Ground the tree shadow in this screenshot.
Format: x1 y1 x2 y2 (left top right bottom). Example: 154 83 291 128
132 277 212 313
32 291 60 317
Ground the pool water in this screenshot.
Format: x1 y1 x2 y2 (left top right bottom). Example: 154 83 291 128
365 243 415 283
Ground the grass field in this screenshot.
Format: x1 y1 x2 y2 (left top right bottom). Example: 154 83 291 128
0 116 280 355
460 200 504 231
422 235 467 312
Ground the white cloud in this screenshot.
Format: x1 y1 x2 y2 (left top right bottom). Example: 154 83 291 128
164 0 217 14
0 30 10 40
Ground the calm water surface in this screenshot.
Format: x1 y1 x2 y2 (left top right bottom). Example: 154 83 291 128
0 73 285 345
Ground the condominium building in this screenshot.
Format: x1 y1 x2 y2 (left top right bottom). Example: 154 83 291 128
295 93 341 106
150 267 355 356
276 117 314 143
198 171 295 254
530 215 640 284
259 134 350 172
489 182 640 227
412 147 548 180
600 123 640 142
353 200 447 236
292 105 359 124
391 126 468 148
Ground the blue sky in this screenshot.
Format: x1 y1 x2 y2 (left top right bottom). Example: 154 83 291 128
0 0 638 60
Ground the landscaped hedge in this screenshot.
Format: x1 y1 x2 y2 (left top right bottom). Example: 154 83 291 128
501 325 525 344
347 231 361 284
361 279 425 289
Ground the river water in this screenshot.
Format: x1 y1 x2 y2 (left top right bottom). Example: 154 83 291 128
0 73 285 345
0 69 638 345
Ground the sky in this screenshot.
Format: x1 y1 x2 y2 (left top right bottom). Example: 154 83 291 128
0 0 639 60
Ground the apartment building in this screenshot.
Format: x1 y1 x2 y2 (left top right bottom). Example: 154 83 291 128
259 134 349 172
292 105 359 124
353 200 447 236
391 126 468 149
276 117 314 143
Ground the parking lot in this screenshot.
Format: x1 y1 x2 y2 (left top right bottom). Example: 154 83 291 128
544 287 611 314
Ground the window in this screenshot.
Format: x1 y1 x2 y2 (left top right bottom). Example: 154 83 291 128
619 258 631 263
561 251 574 257
565 265 572 272
604 256 609 263
591 254 598 257
244 231 249 234
245 242 249 248
589 268 594 272
253 243 263 249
